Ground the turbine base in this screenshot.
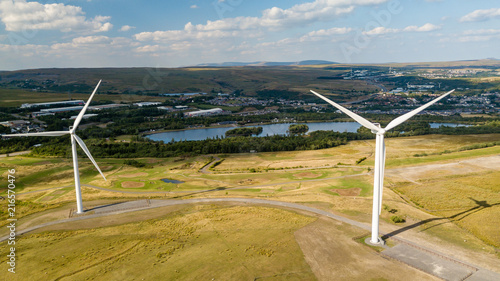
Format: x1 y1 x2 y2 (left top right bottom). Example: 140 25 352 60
366 237 386 247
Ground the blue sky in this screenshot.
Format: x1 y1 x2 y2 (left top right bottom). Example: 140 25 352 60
0 0 499 70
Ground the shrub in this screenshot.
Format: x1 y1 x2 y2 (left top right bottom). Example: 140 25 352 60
124 159 145 168
391 215 406 223
356 157 367 164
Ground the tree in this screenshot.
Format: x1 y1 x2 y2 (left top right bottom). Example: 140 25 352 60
288 124 309 135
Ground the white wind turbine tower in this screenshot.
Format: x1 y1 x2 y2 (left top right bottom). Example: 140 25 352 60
310 89 454 244
3 80 106 214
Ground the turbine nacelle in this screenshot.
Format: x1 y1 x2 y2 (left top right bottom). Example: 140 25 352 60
2 80 104 214
311 89 454 135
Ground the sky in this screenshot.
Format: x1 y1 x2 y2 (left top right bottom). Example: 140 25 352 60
0 0 499 70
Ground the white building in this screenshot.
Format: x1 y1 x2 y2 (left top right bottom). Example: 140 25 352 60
32 112 56 117
40 106 84 113
184 108 225 117
20 100 85 109
69 114 98 120
134 102 162 107
157 106 173 111
89 104 129 111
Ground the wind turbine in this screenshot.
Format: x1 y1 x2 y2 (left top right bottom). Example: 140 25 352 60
310 89 454 244
3 80 106 214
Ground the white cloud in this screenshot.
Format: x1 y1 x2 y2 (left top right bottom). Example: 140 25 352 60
299 27 352 42
135 45 163 53
49 36 138 53
306 27 353 37
463 29 500 35
364 23 440 35
190 5 198 9
460 8 500 22
457 35 498 43
403 23 440 32
72 36 112 45
120 25 135 32
363 26 398 35
135 0 388 42
0 0 112 32
0 43 49 56
458 29 500 42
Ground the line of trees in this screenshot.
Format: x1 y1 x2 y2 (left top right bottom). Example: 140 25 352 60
28 130 362 158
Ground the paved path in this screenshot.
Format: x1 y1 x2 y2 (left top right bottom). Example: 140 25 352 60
1 197 499 280
0 150 31 157
383 244 476 281
199 156 221 174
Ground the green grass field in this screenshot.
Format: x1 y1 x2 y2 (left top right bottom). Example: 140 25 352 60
1 133 500 279
0 88 168 107
0 205 317 281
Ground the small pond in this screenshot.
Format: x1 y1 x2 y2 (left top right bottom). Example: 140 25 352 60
161 179 184 184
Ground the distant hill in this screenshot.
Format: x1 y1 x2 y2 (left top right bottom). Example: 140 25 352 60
196 60 336 67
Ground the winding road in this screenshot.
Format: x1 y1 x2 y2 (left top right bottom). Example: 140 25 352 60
1 197 498 280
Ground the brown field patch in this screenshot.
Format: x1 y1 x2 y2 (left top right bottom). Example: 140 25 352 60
386 162 492 182
281 185 298 191
119 172 148 178
460 155 500 170
100 165 114 171
294 172 321 179
331 188 361 196
121 181 145 188
51 190 66 195
39 196 55 202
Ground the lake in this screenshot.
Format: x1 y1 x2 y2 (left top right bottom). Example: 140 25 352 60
146 122 468 143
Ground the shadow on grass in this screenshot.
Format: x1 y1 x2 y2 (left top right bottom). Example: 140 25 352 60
86 202 124 212
382 198 500 240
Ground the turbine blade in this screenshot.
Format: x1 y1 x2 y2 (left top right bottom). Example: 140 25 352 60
73 134 107 181
2 131 69 137
310 90 381 132
379 139 386 215
73 80 102 130
385 89 455 131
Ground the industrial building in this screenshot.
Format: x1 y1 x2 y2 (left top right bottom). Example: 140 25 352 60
184 108 225 117
89 104 129 111
32 112 56 117
40 106 84 113
20 100 85 109
70 114 98 120
133 102 162 107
